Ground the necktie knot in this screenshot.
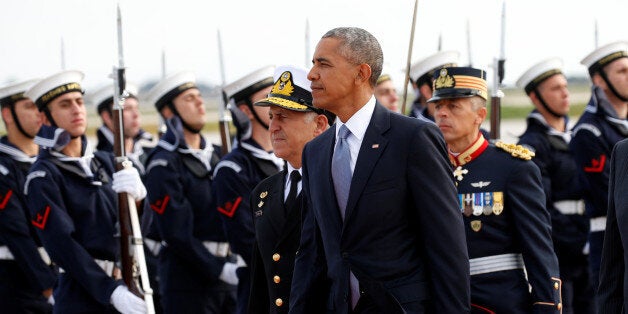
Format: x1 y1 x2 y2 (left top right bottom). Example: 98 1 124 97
338 124 351 140
290 170 301 183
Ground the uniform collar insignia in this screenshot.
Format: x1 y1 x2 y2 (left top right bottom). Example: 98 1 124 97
449 133 489 167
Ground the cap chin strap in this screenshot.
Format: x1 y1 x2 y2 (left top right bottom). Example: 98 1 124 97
599 70 628 102
245 99 269 130
533 90 564 119
42 108 58 129
9 106 35 139
167 103 202 134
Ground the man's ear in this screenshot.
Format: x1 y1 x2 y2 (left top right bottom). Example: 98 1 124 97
592 72 607 88
313 114 328 136
238 103 254 120
356 64 372 84
1 107 12 124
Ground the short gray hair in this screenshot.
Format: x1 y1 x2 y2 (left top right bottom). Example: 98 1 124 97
322 27 383 87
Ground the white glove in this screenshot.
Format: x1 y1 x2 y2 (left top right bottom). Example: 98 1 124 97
110 285 146 314
47 295 55 305
112 167 147 201
234 254 246 267
219 262 240 286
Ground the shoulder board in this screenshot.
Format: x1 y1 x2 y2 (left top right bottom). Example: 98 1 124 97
573 123 602 137
146 159 169 174
24 171 47 195
213 160 242 177
0 164 8 176
495 141 535 161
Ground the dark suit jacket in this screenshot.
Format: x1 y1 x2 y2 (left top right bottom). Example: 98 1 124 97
290 103 470 314
598 138 628 313
248 170 328 314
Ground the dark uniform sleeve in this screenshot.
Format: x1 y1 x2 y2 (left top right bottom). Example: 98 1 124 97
570 127 611 217
213 163 255 264
407 123 470 313
0 166 56 293
508 160 562 312
247 229 269 313
144 156 226 280
597 142 625 313
25 168 120 305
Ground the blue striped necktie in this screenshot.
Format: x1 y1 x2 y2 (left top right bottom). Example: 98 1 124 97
332 124 352 219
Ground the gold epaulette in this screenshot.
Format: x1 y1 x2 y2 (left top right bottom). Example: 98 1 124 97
495 141 535 160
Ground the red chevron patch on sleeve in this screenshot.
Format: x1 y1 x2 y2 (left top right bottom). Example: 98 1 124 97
584 154 606 173
150 195 170 215
31 205 51 230
218 196 242 218
0 189 13 210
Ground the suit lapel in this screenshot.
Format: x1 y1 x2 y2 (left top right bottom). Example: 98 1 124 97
265 172 287 236
314 127 344 228
343 104 390 226
277 193 303 246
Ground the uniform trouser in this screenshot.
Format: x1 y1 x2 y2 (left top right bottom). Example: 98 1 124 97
236 267 250 314
145 251 164 314
161 288 236 314
0 261 52 314
53 273 118 314
588 230 604 311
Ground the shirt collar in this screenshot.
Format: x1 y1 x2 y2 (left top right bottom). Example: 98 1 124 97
335 95 376 142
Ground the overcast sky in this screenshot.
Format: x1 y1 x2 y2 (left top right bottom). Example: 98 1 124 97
1 0 627 92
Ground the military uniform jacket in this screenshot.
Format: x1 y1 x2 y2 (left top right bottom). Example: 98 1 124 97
24 126 121 313
248 170 304 314
597 138 628 313
144 116 228 292
518 111 589 273
0 137 56 293
451 134 562 313
570 86 628 220
212 139 282 264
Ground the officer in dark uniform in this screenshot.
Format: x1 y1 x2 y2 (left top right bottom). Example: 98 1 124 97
430 66 563 313
247 65 332 314
144 71 237 314
407 50 460 120
571 41 628 293
213 66 283 314
516 58 593 313
88 83 156 168
23 70 147 313
0 80 57 313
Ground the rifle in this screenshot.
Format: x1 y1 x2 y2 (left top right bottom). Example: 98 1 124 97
112 4 155 313
217 29 232 155
401 0 419 115
157 48 167 137
490 0 506 140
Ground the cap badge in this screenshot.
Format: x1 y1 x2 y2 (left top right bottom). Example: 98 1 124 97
434 68 455 89
271 71 294 96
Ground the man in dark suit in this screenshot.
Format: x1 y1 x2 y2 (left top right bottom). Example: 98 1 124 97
289 27 470 314
248 65 332 314
597 138 628 313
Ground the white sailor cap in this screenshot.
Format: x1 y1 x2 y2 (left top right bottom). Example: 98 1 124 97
24 70 84 111
145 71 197 111
223 65 275 104
0 79 41 107
516 58 564 93
409 51 460 85
581 41 628 76
87 82 139 114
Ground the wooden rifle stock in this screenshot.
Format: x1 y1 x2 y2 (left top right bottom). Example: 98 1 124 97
218 92 232 156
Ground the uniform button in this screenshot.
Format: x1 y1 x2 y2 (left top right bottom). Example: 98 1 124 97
273 253 280 262
554 282 559 290
273 275 281 283
557 303 562 310
275 298 283 307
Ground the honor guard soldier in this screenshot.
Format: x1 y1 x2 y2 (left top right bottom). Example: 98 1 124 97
0 80 57 313
431 66 562 313
247 66 332 314
516 58 593 313
571 41 628 293
143 71 236 313
87 82 162 313
88 83 156 171
407 50 460 120
23 70 147 314
373 73 399 112
213 66 283 314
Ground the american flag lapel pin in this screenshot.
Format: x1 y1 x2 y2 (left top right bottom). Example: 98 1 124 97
372 144 379 149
